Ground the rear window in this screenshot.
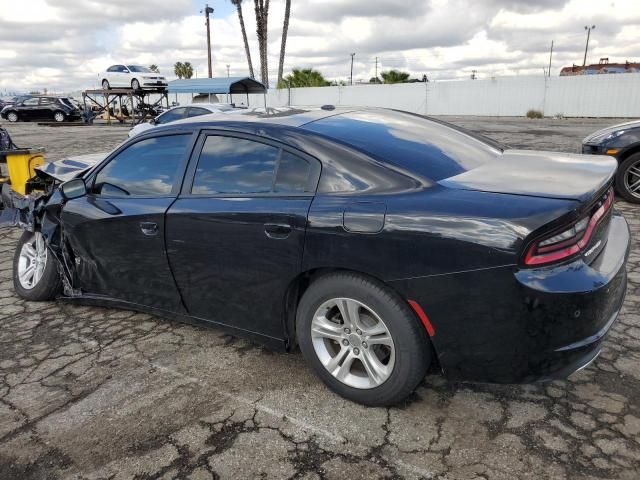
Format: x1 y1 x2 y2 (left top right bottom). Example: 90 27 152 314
303 110 501 181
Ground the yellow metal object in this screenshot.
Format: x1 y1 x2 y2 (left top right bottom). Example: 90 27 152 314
5 149 45 194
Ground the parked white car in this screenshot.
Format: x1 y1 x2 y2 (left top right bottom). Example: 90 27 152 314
128 103 240 137
100 65 167 90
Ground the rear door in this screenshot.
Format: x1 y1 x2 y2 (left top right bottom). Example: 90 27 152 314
38 97 56 120
60 132 195 311
166 132 321 339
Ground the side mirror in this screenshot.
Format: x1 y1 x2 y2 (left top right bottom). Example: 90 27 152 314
149 118 156 125
61 178 87 200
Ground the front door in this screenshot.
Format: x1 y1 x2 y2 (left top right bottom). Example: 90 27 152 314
60 133 194 311
166 133 320 339
20 97 41 120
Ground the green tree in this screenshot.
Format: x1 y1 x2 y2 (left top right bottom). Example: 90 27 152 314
380 69 410 84
279 68 330 88
149 64 159 73
174 62 184 79
182 62 194 79
369 76 382 84
231 0 255 79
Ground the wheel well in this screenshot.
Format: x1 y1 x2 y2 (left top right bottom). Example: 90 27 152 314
282 267 439 366
619 144 640 163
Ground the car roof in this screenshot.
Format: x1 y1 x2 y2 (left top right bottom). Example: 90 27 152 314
168 106 357 128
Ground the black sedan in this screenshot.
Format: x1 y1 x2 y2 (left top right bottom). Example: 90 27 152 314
583 119 640 202
2 107 629 406
1 96 81 123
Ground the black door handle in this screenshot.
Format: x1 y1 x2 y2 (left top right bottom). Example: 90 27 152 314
140 222 159 236
264 223 292 239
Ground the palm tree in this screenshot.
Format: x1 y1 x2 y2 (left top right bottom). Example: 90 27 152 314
174 62 184 79
149 64 159 73
231 0 255 79
254 0 270 88
183 62 194 79
380 69 411 84
280 68 329 88
277 0 291 86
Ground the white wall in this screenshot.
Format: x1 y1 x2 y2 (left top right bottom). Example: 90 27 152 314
242 73 640 118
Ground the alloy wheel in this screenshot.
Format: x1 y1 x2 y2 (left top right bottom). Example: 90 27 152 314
623 159 640 200
7 112 18 122
54 112 65 122
17 233 48 290
311 298 395 389
132 79 140 90
102 80 110 90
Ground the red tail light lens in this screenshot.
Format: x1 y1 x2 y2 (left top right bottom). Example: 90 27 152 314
524 188 614 266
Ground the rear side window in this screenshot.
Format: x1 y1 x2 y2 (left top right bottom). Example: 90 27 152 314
274 151 311 193
192 136 278 194
187 107 211 118
156 108 187 124
94 134 190 196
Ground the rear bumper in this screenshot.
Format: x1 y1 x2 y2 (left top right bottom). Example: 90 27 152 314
390 212 630 383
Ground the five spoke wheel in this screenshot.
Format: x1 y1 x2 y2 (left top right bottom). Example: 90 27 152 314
311 298 395 389
17 232 48 290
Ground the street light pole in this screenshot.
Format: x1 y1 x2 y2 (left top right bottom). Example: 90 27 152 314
226 64 230 77
350 53 355 85
583 25 595 67
548 40 554 77
204 4 214 78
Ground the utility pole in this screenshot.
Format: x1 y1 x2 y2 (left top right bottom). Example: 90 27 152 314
350 53 355 86
226 64 230 77
583 25 595 67
204 4 214 77
548 40 554 77
375 57 379 82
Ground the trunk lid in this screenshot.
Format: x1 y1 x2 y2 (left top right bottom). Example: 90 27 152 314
438 149 616 202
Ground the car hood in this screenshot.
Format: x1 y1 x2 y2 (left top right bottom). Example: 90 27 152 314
438 149 616 202
583 119 640 144
35 152 107 182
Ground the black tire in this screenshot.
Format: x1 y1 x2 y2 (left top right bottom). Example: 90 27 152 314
13 231 62 301
102 79 110 90
296 272 432 406
131 79 140 90
53 111 66 123
6 111 19 122
615 152 640 203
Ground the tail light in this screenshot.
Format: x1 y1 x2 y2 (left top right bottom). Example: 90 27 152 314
524 187 614 266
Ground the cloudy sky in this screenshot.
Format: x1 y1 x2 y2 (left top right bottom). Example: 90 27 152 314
0 0 638 94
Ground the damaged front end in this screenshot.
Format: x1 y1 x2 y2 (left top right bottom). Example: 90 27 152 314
0 153 106 297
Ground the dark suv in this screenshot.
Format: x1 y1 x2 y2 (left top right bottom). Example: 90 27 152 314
0 96 81 123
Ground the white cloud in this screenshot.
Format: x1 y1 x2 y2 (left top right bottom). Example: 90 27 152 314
0 0 638 94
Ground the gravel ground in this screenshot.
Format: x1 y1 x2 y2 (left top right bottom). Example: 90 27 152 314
1 116 639 480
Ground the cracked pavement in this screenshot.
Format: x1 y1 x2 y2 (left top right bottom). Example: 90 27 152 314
1 118 639 479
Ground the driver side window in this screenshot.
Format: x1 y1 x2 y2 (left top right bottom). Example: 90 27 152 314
93 134 190 197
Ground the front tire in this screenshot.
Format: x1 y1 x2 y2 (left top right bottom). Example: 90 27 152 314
616 153 640 203
53 111 65 123
6 111 18 122
131 79 140 90
102 79 110 90
13 231 61 301
296 272 432 406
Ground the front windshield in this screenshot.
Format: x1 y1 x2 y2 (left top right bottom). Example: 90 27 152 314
128 65 152 73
